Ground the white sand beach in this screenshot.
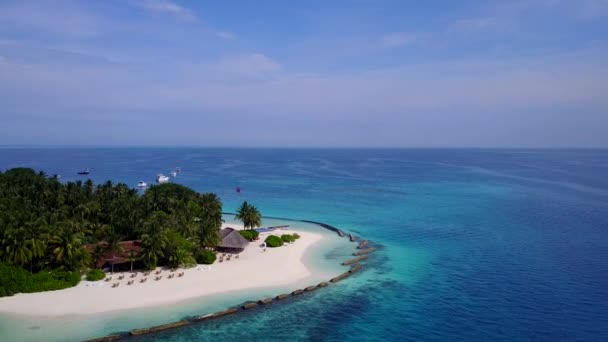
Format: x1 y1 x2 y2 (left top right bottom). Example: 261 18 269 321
0 224 323 317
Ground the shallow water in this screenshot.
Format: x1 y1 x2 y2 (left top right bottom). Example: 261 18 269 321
1 148 607 341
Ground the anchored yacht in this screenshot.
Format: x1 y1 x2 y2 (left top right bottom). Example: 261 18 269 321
156 174 170 184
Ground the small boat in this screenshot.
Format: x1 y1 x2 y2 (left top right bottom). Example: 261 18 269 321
137 181 147 187
77 168 90 175
156 174 170 184
170 171 178 177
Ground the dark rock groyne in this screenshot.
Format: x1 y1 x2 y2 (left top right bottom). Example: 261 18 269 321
129 320 190 336
353 248 376 256
342 255 369 265
84 217 373 342
258 298 273 305
84 335 123 342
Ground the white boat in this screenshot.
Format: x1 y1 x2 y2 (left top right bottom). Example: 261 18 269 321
170 171 178 177
137 181 147 187
156 174 170 184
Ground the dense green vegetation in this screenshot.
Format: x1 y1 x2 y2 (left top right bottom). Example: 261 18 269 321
86 269 105 281
0 263 80 297
264 235 284 247
195 250 217 264
235 201 262 229
0 168 223 296
263 233 300 248
239 229 260 241
281 233 301 243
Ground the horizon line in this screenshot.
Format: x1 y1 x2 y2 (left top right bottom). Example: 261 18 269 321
1 145 607 150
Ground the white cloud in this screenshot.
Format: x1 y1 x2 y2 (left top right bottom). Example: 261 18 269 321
380 32 416 48
216 53 281 76
2 47 606 119
216 31 237 40
130 0 195 21
449 17 497 32
575 0 608 18
0 1 99 37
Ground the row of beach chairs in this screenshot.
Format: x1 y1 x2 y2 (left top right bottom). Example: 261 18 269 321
105 270 186 287
219 253 239 263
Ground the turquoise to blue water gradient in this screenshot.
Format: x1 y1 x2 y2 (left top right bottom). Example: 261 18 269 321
0 148 607 341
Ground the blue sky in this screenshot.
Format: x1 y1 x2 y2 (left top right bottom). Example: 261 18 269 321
0 0 607 147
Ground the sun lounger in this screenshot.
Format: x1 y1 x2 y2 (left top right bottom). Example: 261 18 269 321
105 277 112 281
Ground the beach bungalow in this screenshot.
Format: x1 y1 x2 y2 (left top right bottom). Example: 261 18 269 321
86 240 143 272
217 228 250 254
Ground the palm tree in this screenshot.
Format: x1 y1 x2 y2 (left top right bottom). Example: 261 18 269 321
23 219 48 272
105 233 123 273
140 211 169 269
50 228 84 270
235 201 262 230
127 250 138 273
2 228 33 267
141 232 166 270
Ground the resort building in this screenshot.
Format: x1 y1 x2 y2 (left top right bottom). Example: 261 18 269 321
86 240 143 272
217 228 250 254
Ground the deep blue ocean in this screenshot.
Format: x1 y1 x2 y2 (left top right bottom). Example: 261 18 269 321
1 148 607 341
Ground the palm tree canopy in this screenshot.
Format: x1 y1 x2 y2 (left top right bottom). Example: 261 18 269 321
0 168 223 277
235 201 262 230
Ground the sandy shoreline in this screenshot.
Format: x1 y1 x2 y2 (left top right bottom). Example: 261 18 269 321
0 224 323 317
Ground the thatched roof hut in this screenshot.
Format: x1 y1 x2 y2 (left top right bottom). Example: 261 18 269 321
217 228 250 253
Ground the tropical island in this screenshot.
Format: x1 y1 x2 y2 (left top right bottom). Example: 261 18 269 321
0 168 325 316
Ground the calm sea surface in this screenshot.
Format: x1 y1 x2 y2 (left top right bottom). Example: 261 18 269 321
1 148 607 341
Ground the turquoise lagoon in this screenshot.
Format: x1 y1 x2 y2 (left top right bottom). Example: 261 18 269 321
1 148 607 341
0 216 354 342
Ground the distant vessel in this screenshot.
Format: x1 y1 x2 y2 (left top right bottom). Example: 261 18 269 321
77 168 90 175
170 171 178 177
156 174 170 184
137 181 147 187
